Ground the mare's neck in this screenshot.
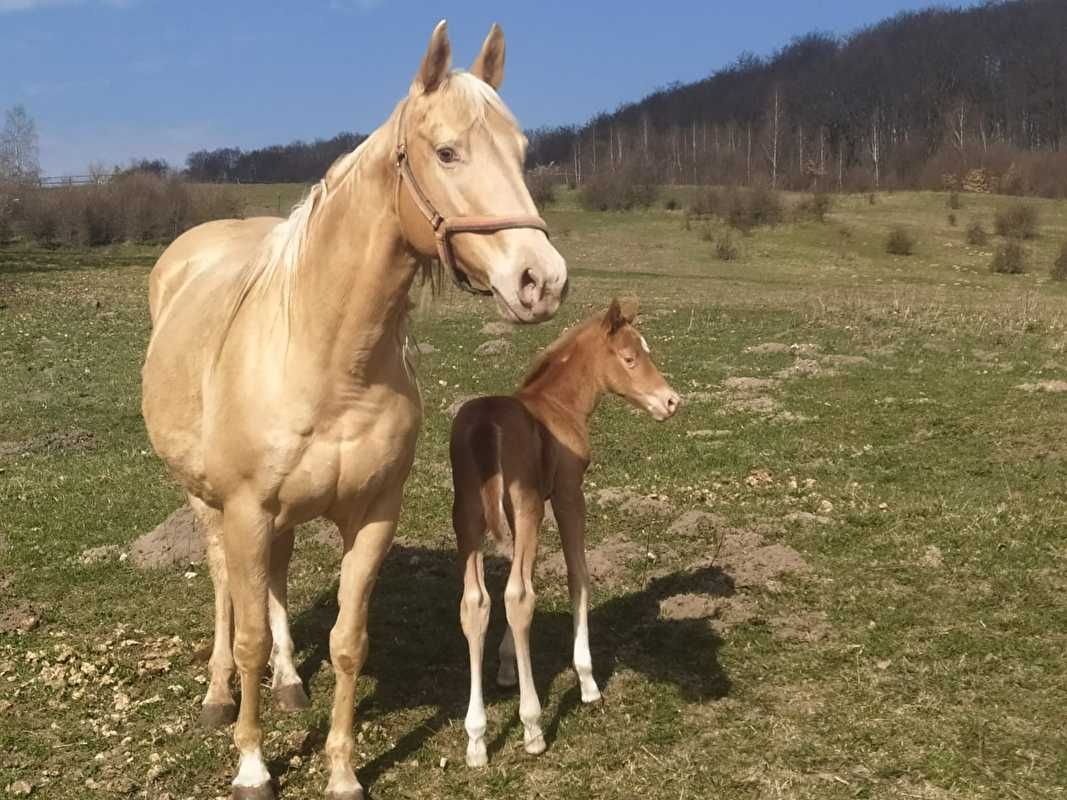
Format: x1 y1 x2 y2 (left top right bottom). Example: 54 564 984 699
291 125 422 381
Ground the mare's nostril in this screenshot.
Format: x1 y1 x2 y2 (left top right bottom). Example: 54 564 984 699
519 268 542 309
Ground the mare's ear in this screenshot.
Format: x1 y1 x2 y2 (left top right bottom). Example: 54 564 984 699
470 23 505 90
415 20 452 93
604 298 626 335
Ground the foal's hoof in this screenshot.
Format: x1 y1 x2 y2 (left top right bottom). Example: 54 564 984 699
496 664 518 689
272 682 311 712
524 733 547 756
231 783 274 800
199 702 237 729
325 790 364 800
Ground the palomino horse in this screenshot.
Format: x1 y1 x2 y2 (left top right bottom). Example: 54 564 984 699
141 22 567 800
449 299 680 766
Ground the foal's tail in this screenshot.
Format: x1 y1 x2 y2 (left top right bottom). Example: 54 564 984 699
469 421 510 546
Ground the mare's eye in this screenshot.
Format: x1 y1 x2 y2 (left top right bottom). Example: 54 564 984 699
437 147 457 164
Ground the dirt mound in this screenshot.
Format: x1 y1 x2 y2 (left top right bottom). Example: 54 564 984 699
774 359 831 380
77 544 123 565
0 603 40 634
770 611 831 642
480 322 514 336
130 505 205 569
722 376 779 393
744 342 820 356
785 511 833 526
659 593 757 631
590 487 674 516
686 429 731 439
414 341 436 354
474 339 511 356
1016 380 1067 393
0 429 97 459
538 539 647 587
667 510 725 537
722 395 780 416
820 354 871 367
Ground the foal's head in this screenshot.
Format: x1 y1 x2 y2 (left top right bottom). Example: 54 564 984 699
397 22 567 323
596 299 681 421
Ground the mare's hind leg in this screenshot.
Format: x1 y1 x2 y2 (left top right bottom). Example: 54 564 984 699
268 528 309 711
502 491 545 755
455 497 491 767
190 496 238 728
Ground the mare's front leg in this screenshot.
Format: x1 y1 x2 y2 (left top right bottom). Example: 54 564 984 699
190 496 238 728
324 488 402 800
268 528 310 711
221 496 276 799
552 481 601 703
503 492 545 755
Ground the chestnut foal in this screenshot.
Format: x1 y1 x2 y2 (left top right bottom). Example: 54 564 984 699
449 299 680 766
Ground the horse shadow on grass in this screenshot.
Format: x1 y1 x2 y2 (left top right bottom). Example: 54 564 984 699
271 542 732 791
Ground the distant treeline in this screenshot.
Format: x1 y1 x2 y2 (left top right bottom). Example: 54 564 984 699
526 0 1067 196
184 132 367 183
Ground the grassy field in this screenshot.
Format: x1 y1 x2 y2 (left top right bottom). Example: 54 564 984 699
1 188 1066 799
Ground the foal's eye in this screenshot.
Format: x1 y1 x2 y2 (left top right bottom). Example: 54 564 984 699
622 353 637 369
436 147 458 164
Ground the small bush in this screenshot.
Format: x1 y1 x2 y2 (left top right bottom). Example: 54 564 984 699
994 203 1039 239
947 212 957 227
727 185 783 233
699 225 714 243
991 241 1027 274
524 171 557 208
868 192 878 206
886 226 916 256
578 167 658 212
795 192 833 223
1050 242 1067 281
688 187 722 218
0 184 17 244
664 197 679 211
715 234 739 261
966 221 989 246
947 191 962 210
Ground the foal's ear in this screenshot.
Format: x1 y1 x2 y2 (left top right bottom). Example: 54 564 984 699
416 20 452 93
619 297 640 324
470 23 505 91
604 298 627 334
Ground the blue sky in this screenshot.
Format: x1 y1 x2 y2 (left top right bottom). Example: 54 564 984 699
2 1 984 175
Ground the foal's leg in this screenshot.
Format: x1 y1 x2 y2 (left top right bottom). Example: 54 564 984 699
551 487 601 703
268 528 309 711
503 492 545 755
496 627 517 688
190 496 237 728
222 496 275 799
324 489 401 800
455 499 491 767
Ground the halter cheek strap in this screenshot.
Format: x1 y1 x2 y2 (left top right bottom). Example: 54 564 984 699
394 102 550 296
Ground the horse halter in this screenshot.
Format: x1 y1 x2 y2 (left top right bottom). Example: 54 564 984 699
394 100 550 296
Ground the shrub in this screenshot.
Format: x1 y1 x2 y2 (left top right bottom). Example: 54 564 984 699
699 225 714 243
1050 242 1067 281
664 197 679 211
947 191 962 210
688 187 722 218
578 166 658 212
715 234 739 261
0 184 17 244
867 192 878 206
947 212 957 227
966 221 989 246
524 171 557 208
994 203 1039 239
795 192 833 223
727 185 783 233
886 226 916 256
19 175 239 247
991 241 1027 274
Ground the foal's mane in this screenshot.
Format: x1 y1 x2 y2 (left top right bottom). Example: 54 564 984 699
520 314 604 389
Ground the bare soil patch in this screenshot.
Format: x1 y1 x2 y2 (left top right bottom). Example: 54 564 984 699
130 505 205 570
774 358 832 380
474 339 511 356
537 539 647 587
0 603 40 634
667 510 726 537
1016 380 1067 393
480 322 514 336
590 487 675 516
0 429 97 459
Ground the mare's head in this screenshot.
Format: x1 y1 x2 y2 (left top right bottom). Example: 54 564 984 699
396 21 567 323
596 299 680 421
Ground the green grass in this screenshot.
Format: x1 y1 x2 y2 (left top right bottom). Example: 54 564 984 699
1 188 1066 798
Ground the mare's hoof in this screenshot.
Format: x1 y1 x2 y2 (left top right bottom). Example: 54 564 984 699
231 783 274 800
524 734 547 756
272 682 311 712
325 790 364 800
199 702 237 729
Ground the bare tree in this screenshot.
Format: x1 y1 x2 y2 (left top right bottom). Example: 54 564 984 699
762 85 783 188
0 105 40 181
